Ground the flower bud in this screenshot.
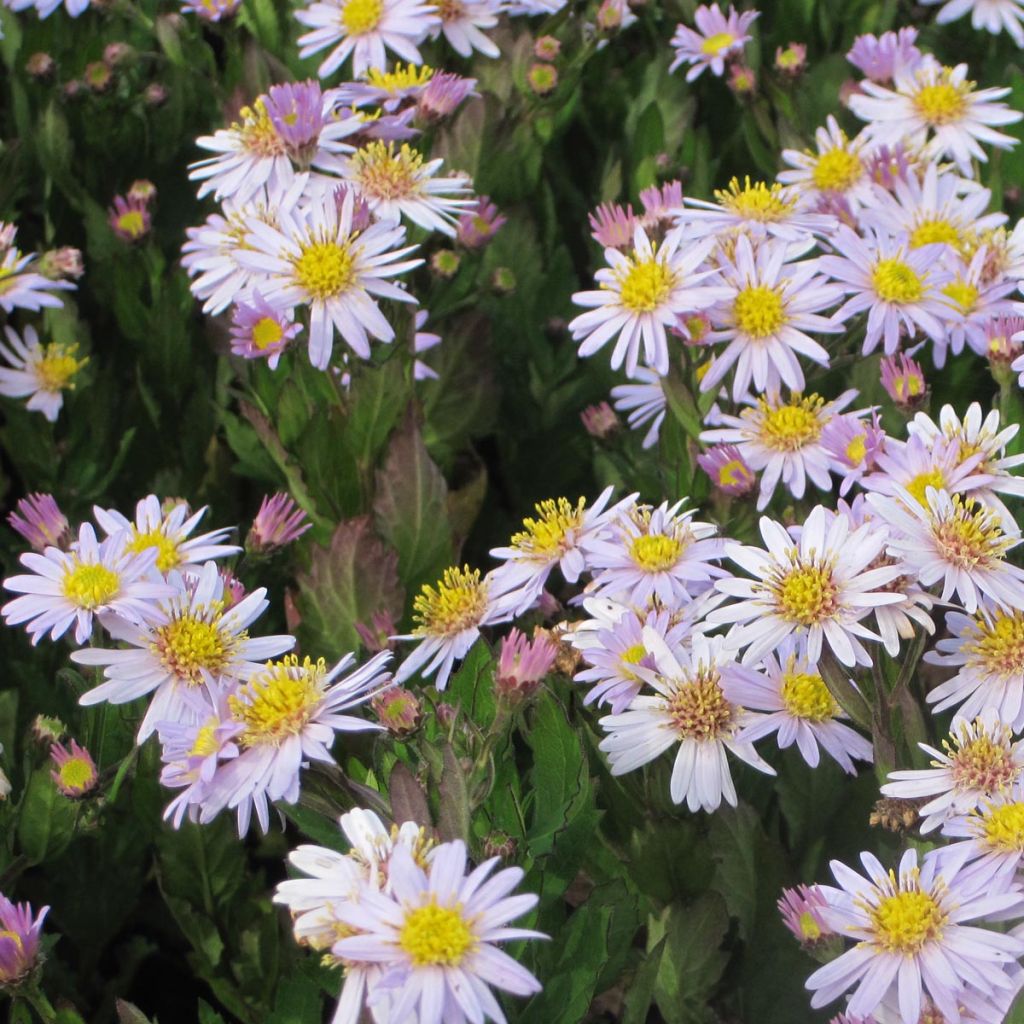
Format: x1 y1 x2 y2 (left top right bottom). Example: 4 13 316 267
50 739 98 798
371 686 422 737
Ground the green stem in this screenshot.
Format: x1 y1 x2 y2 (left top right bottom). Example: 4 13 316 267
22 986 56 1024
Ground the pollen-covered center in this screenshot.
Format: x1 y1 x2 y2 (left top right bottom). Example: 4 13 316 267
733 285 786 338
666 671 734 741
811 147 862 192
942 280 979 314
781 671 837 722
153 613 231 685
871 888 945 954
872 258 924 303
62 562 121 610
57 756 95 792
774 565 838 626
340 0 384 35
435 0 465 20
365 64 435 93
115 211 148 240
932 497 1011 568
905 468 946 507
948 731 1018 792
350 141 424 200
980 801 1024 852
127 528 182 573
913 80 968 126
252 317 285 350
910 218 963 250
756 396 824 452
37 343 86 392
700 31 735 56
966 609 1024 678
716 177 795 222
718 458 753 488
510 497 584 559
630 533 683 572
413 566 487 637
190 721 221 758
238 100 287 158
293 241 356 300
845 433 867 466
229 656 326 747
399 900 474 966
620 643 648 673
618 258 674 314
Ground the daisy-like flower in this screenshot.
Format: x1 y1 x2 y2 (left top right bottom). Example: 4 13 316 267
457 195 506 249
610 369 666 449
805 847 1024 1024
668 3 759 82
846 28 923 83
0 894 48 987
849 58 1023 176
342 141 473 236
921 0 1024 46
330 838 544 1024
697 443 757 496
821 413 885 497
235 186 421 370
942 786 1024 891
393 566 508 689
861 431 982 508
779 884 835 947
778 116 874 212
880 352 926 407
8 493 70 552
229 292 301 369
4 0 89 17
926 606 1024 731
108 194 151 243
569 226 725 376
598 630 775 811
93 494 239 575
429 0 500 57
866 487 1024 614
699 389 861 511
72 561 294 741
700 235 841 401
295 0 440 78
0 325 87 422
180 0 242 20
201 651 391 835
934 251 1017 366
2 522 171 645
49 738 98 797
0 239 74 313
818 228 952 357
882 711 1024 832
707 505 905 668
585 499 726 606
727 638 873 773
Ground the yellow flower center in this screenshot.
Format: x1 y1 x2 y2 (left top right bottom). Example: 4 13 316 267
398 900 474 966
236 99 286 158
981 801 1024 852
435 0 465 20
733 285 786 339
229 656 326 747
153 614 230 686
350 141 424 201
293 241 356 301
618 258 674 314
0 931 23 951
781 670 837 722
913 79 968 126
872 258 924 303
510 497 585 559
811 147 862 192
716 177 795 222
630 534 684 572
942 280 979 314
365 64 435 92
755 395 824 452
871 888 945 954
413 566 487 637
57 756 95 792
700 31 735 55
845 433 867 466
905 468 946 507
37 342 86 392
666 671 734 741
948 730 1017 792
117 212 147 240
62 562 120 609
798 910 822 941
340 0 384 34
965 610 1024 678
717 459 752 488
126 528 182 573
910 218 963 250
774 565 838 626
252 316 285 350
190 721 221 758
621 643 647 666
932 497 1011 569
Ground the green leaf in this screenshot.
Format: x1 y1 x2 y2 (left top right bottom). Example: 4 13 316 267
265 974 322 1024
196 1002 227 1024
0 689 18 762
435 744 470 844
17 768 76 865
708 803 764 941
621 937 667 1024
115 1000 155 1024
344 357 410 471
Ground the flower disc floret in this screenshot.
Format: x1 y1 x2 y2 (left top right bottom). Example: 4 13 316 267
914 79 969 126
781 671 837 722
910 218 964 250
869 886 946 954
715 177 795 222
398 899 475 966
37 343 86 392
774 565 839 626
700 31 735 55
237 100 286 158
629 534 683 572
949 732 1017 791
293 241 356 300
152 613 230 685
616 257 675 313
126 529 182 573
341 0 384 34
510 498 585 558
413 566 487 637
933 497 1011 568
733 285 786 338
757 395 824 452
965 610 1024 677
62 562 120 609
812 148 862 192
667 671 734 740
350 142 424 200
229 655 326 747
905 469 945 506
942 280 979 313
981 801 1024 852
872 258 924 303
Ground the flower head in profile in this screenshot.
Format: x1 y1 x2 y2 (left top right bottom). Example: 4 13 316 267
496 628 557 702
247 493 312 553
0 894 48 987
697 443 756 496
457 195 506 248
8 494 70 552
778 884 835 947
669 3 759 82
0 325 87 422
0 238 74 314
880 353 926 407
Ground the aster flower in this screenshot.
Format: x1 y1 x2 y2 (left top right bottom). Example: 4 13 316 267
569 225 725 376
580 401 619 438
417 69 476 119
934 252 1017 366
108 194 151 243
726 638 873 773
921 0 1024 46
229 292 300 368
0 325 87 422
846 28 923 82
861 431 982 507
200 651 391 835
337 62 436 110
588 202 639 250
342 141 473 236
93 494 239 575
778 116 873 212
882 711 1024 832
697 443 756 496
866 487 1024 614
941 786 1024 893
821 413 885 497
72 561 295 741
700 235 841 401
610 369 666 449
8 493 69 552
495 628 557 701
372 684 422 734
248 493 312 553
805 847 1024 1024
429 0 500 57
49 738 98 797
585 499 726 606
699 389 861 510
779 884 835 946
4 0 89 17
817 227 952 357
329 839 544 1024
412 308 441 380
668 4 759 82
849 58 1023 176
457 195 506 248
598 630 775 812
180 0 242 19
3 522 174 645
0 895 48 987
235 186 421 370
295 0 440 78
707 505 905 668
0 239 73 313
880 352 926 407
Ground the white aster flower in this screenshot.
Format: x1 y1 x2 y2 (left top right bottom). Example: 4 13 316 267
806 847 1024 1024
726 637 873 773
570 225 725 376
4 0 89 17
599 629 774 811
0 325 87 422
707 505 905 668
72 561 294 741
2 523 171 645
668 3 759 82
236 186 421 369
860 431 984 507
295 0 440 78
941 785 1024 892
777 116 874 212
920 0 1024 45
429 0 500 57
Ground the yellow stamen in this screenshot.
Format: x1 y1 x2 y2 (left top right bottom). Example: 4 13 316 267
617 257 674 314
666 669 734 740
152 613 230 685
36 342 87 392
870 885 945 953
413 566 487 637
942 280 979 314
62 562 120 609
913 75 968 126
700 31 735 55
733 285 786 338
399 900 474 966
349 141 424 200
630 534 683 572
905 468 946 507
910 218 964 251
364 64 435 92
772 565 838 626
229 655 326 747
127 528 182 573
872 258 924 303
965 609 1024 678
980 801 1024 852
293 241 356 301
715 177 795 222
510 497 585 559
845 433 867 466
811 147 862 192
754 394 825 452
340 0 384 35
781 670 836 722
252 316 285 350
